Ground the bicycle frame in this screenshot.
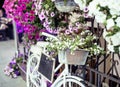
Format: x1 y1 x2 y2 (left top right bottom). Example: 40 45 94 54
27 32 85 87
51 63 70 87
41 32 84 87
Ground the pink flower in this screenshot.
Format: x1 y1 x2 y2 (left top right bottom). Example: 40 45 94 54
73 28 79 32
69 29 73 33
75 22 80 27
53 29 58 34
65 30 70 35
38 11 46 21
30 10 35 15
47 28 53 33
38 3 42 9
9 68 14 72
28 34 33 40
21 3 26 10
43 22 49 28
50 12 55 17
18 0 29 3
45 10 49 15
35 9 38 15
84 13 89 18
29 15 35 21
35 33 40 40
84 7 89 13
24 12 29 18
68 25 73 30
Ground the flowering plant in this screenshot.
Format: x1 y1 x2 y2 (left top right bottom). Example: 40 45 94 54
46 23 104 57
4 54 24 78
44 9 104 57
3 0 42 44
88 0 120 53
3 0 67 44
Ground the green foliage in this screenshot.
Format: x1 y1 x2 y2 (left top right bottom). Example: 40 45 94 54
106 26 120 36
46 28 105 57
86 0 93 5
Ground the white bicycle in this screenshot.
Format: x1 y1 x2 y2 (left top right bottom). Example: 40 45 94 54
27 32 86 87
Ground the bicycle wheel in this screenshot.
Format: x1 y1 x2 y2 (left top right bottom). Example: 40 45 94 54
52 76 85 87
27 45 47 87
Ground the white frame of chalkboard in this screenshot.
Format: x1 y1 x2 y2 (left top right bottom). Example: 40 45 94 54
37 52 56 83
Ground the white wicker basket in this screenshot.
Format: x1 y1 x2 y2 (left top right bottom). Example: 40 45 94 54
58 49 89 65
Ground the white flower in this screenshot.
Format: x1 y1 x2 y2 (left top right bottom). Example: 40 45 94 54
98 0 108 7
51 0 55 2
88 0 99 16
119 47 120 52
103 29 120 46
111 32 120 46
115 17 120 27
108 0 120 10
106 18 115 30
95 12 106 23
110 8 120 16
69 12 81 23
4 66 10 70
4 71 10 76
74 0 86 10
9 68 14 72
13 74 17 78
103 29 111 44
107 44 115 52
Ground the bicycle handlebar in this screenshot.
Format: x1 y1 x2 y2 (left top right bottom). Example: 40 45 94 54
42 32 58 40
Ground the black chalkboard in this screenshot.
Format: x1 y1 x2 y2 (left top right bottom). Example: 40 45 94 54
38 53 55 82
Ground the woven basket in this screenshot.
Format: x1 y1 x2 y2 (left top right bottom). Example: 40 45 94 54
58 49 89 65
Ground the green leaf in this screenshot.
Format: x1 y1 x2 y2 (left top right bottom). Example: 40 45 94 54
45 4 49 9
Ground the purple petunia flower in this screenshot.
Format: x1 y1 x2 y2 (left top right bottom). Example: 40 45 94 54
18 53 23 57
53 29 58 34
47 28 53 33
43 21 49 28
73 28 79 32
65 30 70 35
35 33 40 40
50 12 55 17
75 22 80 27
21 3 26 10
10 59 16 64
84 13 89 18
84 7 89 13
38 11 46 21
14 70 20 76
28 34 33 40
29 15 35 22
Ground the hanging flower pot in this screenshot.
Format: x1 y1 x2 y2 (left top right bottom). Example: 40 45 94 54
58 49 89 65
55 0 77 12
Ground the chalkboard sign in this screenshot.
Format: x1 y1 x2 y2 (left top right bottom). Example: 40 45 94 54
38 53 55 82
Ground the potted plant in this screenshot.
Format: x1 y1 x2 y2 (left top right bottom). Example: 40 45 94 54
54 0 77 12
46 24 105 65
